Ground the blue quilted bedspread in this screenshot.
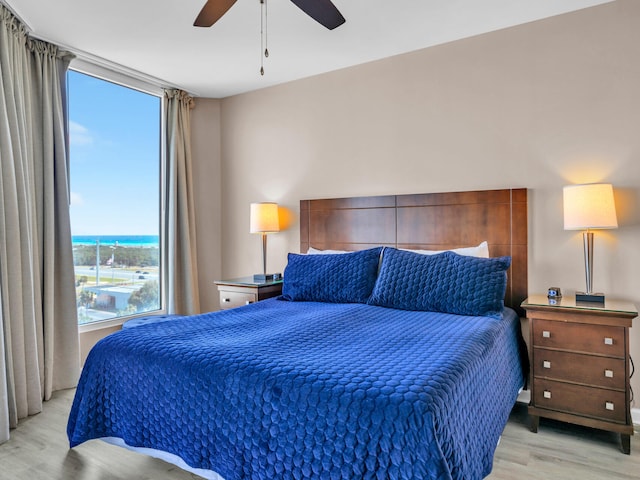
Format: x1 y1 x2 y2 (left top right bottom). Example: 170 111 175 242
68 299 525 480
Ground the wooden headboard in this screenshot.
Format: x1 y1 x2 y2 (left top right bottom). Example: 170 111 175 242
300 188 528 316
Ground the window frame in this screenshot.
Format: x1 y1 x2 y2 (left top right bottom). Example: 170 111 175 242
69 59 168 333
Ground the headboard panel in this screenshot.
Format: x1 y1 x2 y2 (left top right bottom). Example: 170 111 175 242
300 188 528 316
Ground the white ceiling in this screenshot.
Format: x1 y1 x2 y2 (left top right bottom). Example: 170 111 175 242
5 0 613 98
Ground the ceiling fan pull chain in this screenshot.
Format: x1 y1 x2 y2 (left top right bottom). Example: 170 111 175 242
259 0 268 75
195 0 344 77
260 0 264 75
264 0 269 58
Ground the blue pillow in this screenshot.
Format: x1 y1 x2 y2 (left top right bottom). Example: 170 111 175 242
282 247 383 303
367 248 510 317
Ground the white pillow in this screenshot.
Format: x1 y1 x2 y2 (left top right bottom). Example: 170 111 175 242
306 247 350 255
401 241 489 258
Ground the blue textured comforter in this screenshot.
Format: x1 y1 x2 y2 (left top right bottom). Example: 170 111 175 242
68 299 525 480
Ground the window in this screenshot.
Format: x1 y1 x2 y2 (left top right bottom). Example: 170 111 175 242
68 69 163 326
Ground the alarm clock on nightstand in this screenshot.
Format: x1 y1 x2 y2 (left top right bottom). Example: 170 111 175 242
547 287 562 298
547 287 562 304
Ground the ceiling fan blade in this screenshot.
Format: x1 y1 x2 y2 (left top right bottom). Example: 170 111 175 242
193 0 237 27
290 0 345 30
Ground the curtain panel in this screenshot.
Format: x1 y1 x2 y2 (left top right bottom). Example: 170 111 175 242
164 89 201 315
0 4 80 443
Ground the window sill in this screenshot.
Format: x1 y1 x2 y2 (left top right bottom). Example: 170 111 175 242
78 310 167 333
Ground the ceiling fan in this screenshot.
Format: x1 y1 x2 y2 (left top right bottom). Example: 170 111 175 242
194 0 346 30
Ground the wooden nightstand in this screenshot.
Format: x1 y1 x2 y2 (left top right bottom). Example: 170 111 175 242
522 294 637 454
215 277 283 310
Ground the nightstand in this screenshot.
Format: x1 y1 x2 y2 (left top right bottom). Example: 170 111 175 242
522 294 637 454
215 277 283 310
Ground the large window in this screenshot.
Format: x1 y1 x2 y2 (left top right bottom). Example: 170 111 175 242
68 69 163 325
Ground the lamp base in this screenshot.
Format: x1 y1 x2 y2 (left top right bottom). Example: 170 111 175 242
575 291 605 304
253 272 282 283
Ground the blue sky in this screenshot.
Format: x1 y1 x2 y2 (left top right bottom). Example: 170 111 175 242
68 70 160 236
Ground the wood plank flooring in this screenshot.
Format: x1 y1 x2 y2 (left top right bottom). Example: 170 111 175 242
1 389 638 479
489 402 640 480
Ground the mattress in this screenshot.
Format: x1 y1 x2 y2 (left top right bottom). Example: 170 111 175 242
68 298 525 480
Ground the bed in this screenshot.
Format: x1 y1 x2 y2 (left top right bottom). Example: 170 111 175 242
67 188 529 480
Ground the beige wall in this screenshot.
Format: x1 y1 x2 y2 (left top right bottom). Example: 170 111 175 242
201 0 640 406
79 325 120 365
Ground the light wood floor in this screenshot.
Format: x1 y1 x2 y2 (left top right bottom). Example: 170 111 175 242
1 389 639 479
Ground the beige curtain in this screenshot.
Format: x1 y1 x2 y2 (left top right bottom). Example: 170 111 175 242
164 89 201 315
0 5 80 443
0 295 7 443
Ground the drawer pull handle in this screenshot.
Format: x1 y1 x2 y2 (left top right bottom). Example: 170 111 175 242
245 300 253 305
542 331 551 338
222 298 231 303
604 337 614 345
604 369 614 378
605 402 615 411
543 390 552 399
543 361 551 369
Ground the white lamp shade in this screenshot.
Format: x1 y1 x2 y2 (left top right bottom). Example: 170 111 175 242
250 202 280 233
563 183 618 230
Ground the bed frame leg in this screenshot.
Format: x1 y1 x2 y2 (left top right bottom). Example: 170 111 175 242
530 415 539 433
621 434 631 454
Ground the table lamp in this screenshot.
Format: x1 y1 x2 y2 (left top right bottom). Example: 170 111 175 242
250 202 281 282
563 183 617 303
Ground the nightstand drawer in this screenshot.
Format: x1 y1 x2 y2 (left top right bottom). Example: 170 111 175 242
533 379 626 423
219 291 257 309
532 319 625 357
216 277 283 311
533 348 625 390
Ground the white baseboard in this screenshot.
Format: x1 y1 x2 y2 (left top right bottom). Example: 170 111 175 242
632 408 640 428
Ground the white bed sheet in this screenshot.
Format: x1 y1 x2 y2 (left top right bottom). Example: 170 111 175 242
102 437 226 480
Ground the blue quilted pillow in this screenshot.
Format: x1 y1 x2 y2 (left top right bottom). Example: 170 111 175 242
282 247 383 303
368 248 510 317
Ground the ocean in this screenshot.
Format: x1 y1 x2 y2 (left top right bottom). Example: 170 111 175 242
72 235 159 248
